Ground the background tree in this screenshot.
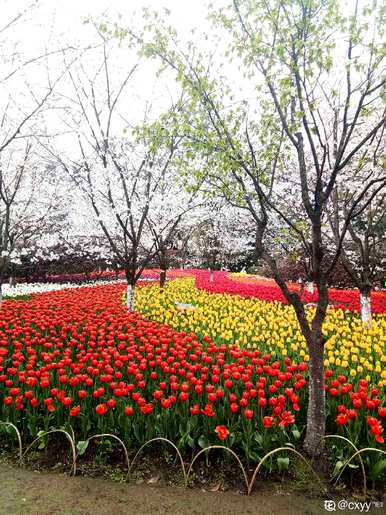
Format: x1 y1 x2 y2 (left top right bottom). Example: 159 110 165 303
0 3 81 298
0 144 59 301
51 30 197 310
187 201 255 277
135 114 204 289
329 156 386 323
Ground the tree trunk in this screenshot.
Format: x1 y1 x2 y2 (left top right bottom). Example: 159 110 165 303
9 276 16 287
360 290 372 325
303 336 326 458
0 259 7 303
127 283 135 311
160 269 166 290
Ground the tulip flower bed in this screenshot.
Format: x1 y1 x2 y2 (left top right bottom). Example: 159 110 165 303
134 280 386 461
0 277 385 486
44 268 194 284
136 279 386 388
194 271 386 315
0 284 310 460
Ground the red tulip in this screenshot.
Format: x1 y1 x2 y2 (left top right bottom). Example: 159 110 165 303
244 409 254 420
215 425 229 441
70 406 81 417
263 416 274 428
95 403 108 415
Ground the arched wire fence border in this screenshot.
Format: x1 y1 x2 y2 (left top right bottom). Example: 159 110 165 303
0 423 383 498
247 446 324 495
0 422 22 464
186 445 248 491
323 435 367 497
335 447 386 496
78 434 130 475
128 437 186 483
22 429 77 476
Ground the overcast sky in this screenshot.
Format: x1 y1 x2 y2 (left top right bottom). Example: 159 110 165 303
2 0 364 151
2 0 225 138
6 0 213 52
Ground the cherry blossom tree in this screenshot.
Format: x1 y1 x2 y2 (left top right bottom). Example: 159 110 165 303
0 3 82 300
48 29 200 310
146 192 201 289
0 144 61 301
19 207 113 283
142 162 204 288
329 136 386 323
186 201 255 277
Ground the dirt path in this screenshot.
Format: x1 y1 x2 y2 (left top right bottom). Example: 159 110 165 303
0 464 337 515
1 465 385 515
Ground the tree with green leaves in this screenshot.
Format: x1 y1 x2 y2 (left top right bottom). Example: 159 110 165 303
112 0 386 459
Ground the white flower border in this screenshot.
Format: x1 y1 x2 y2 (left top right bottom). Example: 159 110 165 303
2 279 124 297
2 277 159 298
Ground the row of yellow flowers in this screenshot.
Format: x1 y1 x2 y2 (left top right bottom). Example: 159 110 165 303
134 279 386 387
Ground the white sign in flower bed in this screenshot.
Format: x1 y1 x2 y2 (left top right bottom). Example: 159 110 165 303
174 302 196 312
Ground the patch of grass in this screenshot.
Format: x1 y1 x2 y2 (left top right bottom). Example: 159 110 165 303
288 456 328 496
3 294 31 301
107 467 127 483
